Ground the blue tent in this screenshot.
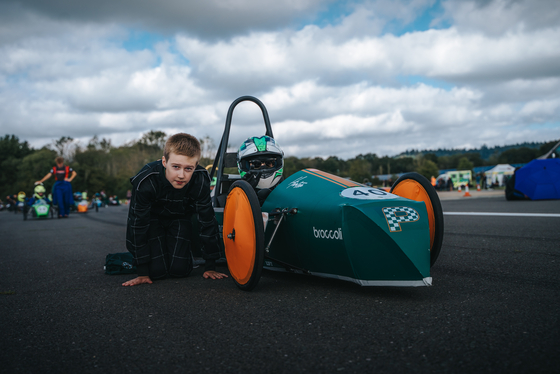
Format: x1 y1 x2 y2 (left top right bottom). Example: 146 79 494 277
514 159 560 200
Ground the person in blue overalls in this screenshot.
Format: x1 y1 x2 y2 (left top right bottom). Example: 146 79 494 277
36 157 77 218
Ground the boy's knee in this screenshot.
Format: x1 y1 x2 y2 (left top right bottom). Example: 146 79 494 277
168 259 193 278
168 269 192 278
147 257 168 280
149 265 192 280
149 267 168 280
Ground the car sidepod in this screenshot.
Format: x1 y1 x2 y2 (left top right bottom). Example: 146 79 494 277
33 203 51 218
261 169 432 286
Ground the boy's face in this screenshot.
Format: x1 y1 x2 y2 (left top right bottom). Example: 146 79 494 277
162 152 199 189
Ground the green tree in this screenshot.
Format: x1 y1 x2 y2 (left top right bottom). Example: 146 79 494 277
16 148 58 195
416 159 439 180
498 147 539 164
438 153 479 170
283 156 306 177
0 134 33 160
0 135 35 198
1 157 22 198
465 152 485 167
322 156 343 175
457 157 474 172
423 153 438 164
389 156 415 174
139 130 167 149
73 147 110 195
348 159 371 183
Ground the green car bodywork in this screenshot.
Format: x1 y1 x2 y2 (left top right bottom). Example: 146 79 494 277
24 199 52 220
215 168 432 287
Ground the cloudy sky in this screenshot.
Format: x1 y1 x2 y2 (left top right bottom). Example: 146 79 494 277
1 0 559 159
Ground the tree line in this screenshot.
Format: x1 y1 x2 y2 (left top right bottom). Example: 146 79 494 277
398 141 552 161
1 132 557 201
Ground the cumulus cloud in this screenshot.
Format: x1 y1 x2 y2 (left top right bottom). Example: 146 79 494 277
1 0 333 39
0 0 558 159
438 0 560 35
177 24 560 89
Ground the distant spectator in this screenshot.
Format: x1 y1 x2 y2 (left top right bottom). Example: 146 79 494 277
6 195 17 212
446 178 453 191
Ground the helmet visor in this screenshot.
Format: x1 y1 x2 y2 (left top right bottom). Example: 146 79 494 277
241 156 281 172
249 158 277 170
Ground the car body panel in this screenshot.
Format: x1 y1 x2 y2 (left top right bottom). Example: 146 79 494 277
233 169 434 286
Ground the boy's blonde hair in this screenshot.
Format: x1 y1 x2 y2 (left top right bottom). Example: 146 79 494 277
55 157 64 165
163 133 201 160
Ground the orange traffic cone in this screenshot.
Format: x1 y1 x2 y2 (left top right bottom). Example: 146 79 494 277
458 185 462 193
463 185 472 197
477 184 481 191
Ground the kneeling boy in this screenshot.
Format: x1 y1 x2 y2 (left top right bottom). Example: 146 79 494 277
123 133 227 286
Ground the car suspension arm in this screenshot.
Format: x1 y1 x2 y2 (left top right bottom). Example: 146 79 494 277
263 208 310 274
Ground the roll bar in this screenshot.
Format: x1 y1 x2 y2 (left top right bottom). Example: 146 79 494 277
210 96 274 206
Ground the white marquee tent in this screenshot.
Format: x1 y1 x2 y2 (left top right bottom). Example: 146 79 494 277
484 164 515 187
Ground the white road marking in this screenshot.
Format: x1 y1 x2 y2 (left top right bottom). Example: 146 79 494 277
444 212 560 217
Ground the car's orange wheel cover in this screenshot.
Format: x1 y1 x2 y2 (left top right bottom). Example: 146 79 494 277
223 187 256 285
392 180 436 250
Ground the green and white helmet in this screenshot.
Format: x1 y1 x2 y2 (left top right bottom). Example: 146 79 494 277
237 136 284 189
34 184 46 199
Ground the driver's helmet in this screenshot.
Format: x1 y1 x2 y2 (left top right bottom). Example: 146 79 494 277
17 191 26 202
34 184 46 200
237 136 284 189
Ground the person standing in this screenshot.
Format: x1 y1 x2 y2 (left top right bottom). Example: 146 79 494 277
36 157 77 218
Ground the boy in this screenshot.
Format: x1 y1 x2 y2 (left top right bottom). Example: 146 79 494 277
123 133 227 286
26 183 51 205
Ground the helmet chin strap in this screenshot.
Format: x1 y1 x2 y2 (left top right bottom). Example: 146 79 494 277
243 172 262 189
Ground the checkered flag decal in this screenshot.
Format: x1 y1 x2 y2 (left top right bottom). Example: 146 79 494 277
383 207 420 232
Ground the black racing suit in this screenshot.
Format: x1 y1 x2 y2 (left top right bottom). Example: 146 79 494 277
126 160 221 279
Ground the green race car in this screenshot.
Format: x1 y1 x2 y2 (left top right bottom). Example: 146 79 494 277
210 96 444 291
23 184 55 220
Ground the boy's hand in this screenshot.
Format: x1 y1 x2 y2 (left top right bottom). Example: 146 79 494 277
122 276 153 286
203 271 228 280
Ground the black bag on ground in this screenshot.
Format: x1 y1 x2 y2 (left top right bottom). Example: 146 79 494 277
505 173 529 201
104 252 137 275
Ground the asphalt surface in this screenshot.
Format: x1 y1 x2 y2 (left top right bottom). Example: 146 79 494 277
1 194 559 374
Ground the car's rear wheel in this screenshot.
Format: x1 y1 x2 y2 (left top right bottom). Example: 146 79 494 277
223 180 265 291
391 173 444 267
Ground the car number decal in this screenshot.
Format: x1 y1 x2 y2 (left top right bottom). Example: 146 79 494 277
383 207 420 232
341 187 399 200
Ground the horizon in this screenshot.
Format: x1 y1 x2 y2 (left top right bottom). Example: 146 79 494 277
6 132 556 162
